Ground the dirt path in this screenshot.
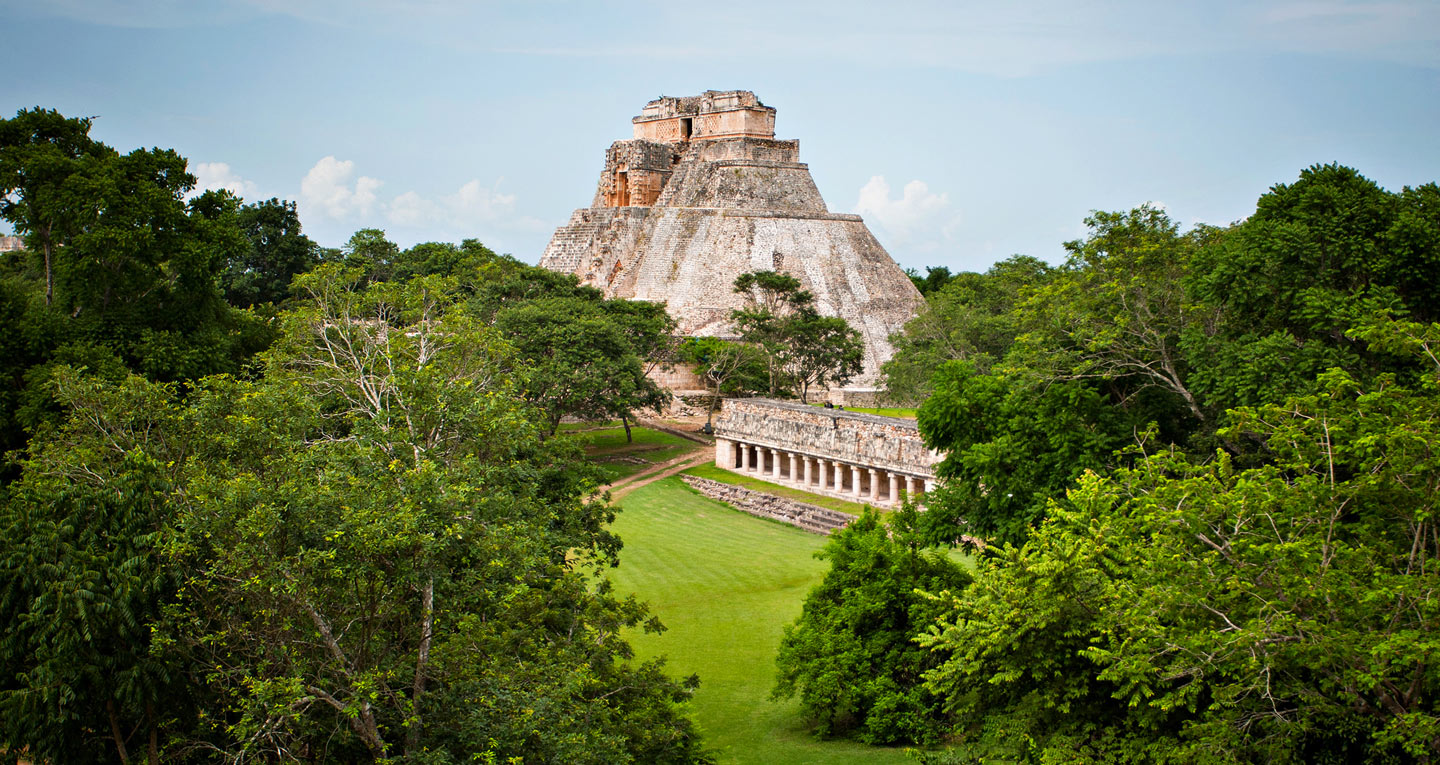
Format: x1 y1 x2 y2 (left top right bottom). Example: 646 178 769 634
606 446 713 500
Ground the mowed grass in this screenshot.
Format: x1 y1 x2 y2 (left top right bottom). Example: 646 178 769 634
575 426 700 482
682 463 871 516
608 477 913 764
809 404 919 419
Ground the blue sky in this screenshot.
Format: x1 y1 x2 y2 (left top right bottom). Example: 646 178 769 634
3 0 1437 273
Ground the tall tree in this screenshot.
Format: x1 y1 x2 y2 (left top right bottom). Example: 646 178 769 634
783 313 863 403
774 509 970 745
495 296 669 436
0 108 113 305
882 255 1051 403
220 197 319 308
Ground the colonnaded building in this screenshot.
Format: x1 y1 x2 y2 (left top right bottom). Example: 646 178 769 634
539 90 924 390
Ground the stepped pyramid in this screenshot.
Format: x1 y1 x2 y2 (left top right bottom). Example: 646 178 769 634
539 90 923 384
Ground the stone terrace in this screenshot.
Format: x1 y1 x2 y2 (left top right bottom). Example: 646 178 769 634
713 398 941 507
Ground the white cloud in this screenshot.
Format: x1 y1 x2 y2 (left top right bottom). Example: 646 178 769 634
190 161 258 200
301 156 381 220
384 179 526 229
853 176 960 252
298 156 544 238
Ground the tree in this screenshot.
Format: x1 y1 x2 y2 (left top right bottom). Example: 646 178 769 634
220 197 320 308
1183 164 1440 410
0 372 195 765
882 255 1051 403
905 265 957 297
678 337 766 431
0 264 710 762
0 108 113 305
915 360 1136 548
341 228 401 281
783 313 863 403
495 296 669 437
920 317 1440 762
160 265 705 761
1011 205 1207 423
730 270 864 400
773 510 970 745
731 271 813 396
0 109 271 464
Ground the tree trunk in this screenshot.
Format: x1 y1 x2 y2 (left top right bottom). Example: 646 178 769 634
622 414 633 443
146 703 158 765
107 699 130 765
41 227 53 307
405 577 435 756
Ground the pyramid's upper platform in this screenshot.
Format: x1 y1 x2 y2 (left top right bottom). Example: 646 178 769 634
633 90 776 142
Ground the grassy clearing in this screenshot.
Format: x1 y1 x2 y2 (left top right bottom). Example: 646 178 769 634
608 477 913 764
809 404 919 419
682 463 872 516
574 426 700 482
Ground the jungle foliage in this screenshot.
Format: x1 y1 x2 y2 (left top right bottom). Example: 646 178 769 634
0 108 707 763
780 164 1440 759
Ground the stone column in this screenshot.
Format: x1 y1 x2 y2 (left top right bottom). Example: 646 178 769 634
905 476 916 500
802 456 813 488
739 442 750 471
867 468 879 500
849 465 863 498
769 449 780 478
788 453 799 484
715 438 732 469
888 473 900 506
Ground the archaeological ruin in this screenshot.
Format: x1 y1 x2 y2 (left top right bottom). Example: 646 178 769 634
539 90 924 388
713 398 940 508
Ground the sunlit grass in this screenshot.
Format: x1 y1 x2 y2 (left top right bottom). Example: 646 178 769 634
608 478 915 764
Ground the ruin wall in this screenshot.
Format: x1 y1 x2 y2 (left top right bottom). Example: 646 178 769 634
714 398 939 478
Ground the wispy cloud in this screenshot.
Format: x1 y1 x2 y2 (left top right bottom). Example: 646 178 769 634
298 156 544 236
16 0 1437 72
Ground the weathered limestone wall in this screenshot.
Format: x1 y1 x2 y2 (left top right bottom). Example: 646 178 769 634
648 361 707 390
539 91 924 384
715 398 939 478
681 475 851 535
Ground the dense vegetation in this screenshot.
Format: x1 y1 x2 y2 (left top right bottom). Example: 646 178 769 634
0 108 703 763
778 164 1440 761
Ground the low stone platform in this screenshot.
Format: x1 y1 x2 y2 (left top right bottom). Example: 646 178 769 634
681 475 852 535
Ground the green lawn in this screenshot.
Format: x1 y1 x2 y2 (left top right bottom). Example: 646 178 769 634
575 426 700 482
809 404 918 419
608 477 914 764
682 463 872 516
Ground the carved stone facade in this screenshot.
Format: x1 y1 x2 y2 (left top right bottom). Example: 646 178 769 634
713 398 940 507
540 90 924 383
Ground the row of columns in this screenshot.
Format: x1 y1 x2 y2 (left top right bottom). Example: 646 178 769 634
714 438 930 507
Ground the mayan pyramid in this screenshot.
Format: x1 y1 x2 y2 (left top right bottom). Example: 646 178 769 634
539 90 923 383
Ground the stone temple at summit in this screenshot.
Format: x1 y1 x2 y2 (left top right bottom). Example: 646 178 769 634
539 90 923 386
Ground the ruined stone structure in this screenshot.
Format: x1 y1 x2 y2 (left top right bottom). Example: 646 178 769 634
713 398 940 507
681 475 853 535
540 90 924 383
0 236 23 253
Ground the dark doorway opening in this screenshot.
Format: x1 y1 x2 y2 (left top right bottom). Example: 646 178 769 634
680 117 693 141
